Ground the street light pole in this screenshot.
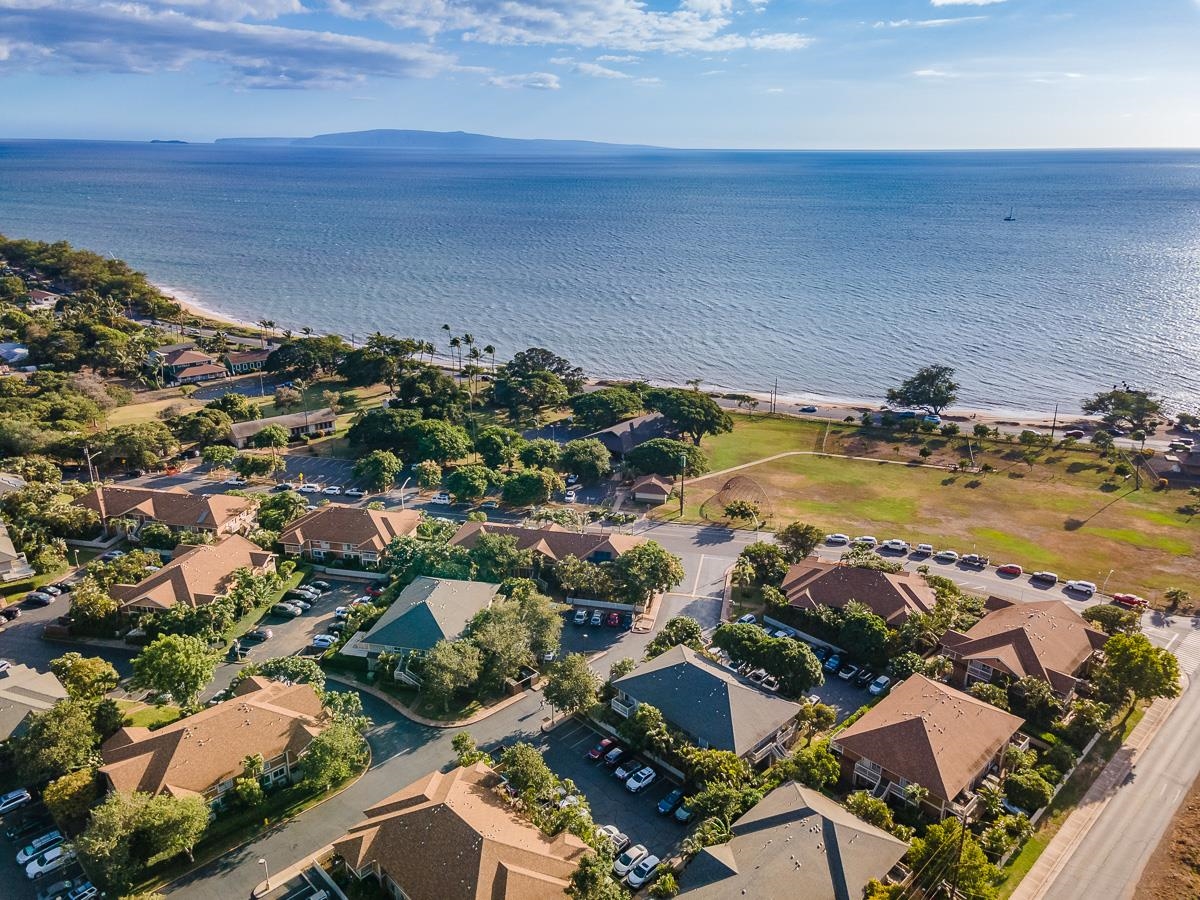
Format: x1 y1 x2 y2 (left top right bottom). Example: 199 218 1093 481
678 453 686 518
258 857 271 893
398 476 412 509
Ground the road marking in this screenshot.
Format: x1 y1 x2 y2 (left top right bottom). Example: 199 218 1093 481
690 555 706 595
1163 633 1180 652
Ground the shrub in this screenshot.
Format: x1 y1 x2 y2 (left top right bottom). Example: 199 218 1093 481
1045 741 1077 774
1005 769 1054 812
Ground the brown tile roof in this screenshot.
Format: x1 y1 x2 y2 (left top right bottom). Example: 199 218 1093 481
278 506 421 553
109 534 275 611
76 485 254 532
163 348 215 367
679 782 907 900
940 598 1106 694
781 559 937 625
99 677 327 798
176 363 228 379
333 761 587 900
448 521 643 563
224 349 271 365
835 675 1023 803
630 474 673 496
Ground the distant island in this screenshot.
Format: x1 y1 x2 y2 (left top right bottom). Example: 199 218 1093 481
215 128 661 154
150 139 188 144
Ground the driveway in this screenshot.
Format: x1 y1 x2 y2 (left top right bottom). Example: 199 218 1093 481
539 719 689 863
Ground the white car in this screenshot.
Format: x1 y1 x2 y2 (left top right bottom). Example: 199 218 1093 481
612 844 648 877
0 788 32 814
293 585 321 598
26 846 75 880
869 674 893 696
271 603 303 618
851 535 878 548
595 825 630 853
625 766 657 793
626 854 662 888
880 539 909 552
565 473 579 485
564 490 578 503
914 543 934 555
311 634 338 649
223 476 247 486
825 533 850 545
573 609 588 625
1065 580 1097 596
934 549 959 563
0 659 11 675
345 488 366 498
298 483 321 493
17 831 63 864
431 492 451 505
323 485 342 495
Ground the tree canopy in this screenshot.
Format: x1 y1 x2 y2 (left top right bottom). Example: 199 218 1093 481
131 634 221 708
1081 386 1164 430
885 364 960 415
626 437 707 477
570 387 643 431
644 388 733 444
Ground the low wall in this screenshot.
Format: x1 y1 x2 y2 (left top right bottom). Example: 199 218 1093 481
567 597 644 613
66 532 123 551
312 566 388 582
763 615 845 654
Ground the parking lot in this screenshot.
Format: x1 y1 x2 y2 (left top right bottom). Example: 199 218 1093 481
539 720 689 865
1 801 88 900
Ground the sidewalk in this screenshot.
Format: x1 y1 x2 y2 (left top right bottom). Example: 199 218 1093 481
325 673 532 728
1010 688 1183 900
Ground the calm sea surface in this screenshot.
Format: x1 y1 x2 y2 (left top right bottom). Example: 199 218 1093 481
2 140 1198 415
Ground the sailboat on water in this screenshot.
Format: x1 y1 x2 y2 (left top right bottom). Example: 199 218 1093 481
1003 206 1016 221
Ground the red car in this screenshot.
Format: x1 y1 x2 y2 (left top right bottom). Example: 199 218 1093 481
586 738 615 760
365 586 384 597
1113 593 1148 610
605 612 621 627
997 563 1023 576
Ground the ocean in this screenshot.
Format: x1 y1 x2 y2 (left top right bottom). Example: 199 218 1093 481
2 139 1198 416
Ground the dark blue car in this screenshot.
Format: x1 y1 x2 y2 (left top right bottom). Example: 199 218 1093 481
657 789 685 815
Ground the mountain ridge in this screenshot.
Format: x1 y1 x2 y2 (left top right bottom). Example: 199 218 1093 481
215 128 661 153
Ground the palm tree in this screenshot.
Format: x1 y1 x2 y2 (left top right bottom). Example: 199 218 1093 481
449 336 462 372
301 326 314 336
483 344 497 372
256 318 276 348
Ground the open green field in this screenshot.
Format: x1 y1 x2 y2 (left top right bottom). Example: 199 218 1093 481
656 414 1200 599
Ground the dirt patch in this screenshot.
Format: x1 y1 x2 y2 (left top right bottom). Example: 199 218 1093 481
1138 768 1200 899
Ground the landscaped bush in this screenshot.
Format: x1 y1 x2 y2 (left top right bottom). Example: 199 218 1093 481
1005 769 1054 812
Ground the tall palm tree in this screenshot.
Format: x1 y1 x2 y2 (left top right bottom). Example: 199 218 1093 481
301 326 314 336
448 336 462 373
256 318 275 348
483 344 497 372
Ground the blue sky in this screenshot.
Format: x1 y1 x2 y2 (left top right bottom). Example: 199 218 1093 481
1 0 1197 147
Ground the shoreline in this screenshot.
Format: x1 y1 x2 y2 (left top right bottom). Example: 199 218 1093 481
152 282 1098 431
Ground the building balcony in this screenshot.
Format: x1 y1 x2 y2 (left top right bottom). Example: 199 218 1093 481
611 697 635 718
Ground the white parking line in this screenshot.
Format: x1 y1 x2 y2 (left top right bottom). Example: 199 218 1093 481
690 555 706 595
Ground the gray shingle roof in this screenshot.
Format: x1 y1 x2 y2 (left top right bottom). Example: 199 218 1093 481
584 412 670 455
679 782 907 900
363 577 500 653
613 645 802 756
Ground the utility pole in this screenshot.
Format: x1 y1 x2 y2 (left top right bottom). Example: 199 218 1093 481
1050 402 1059 442
678 453 686 518
771 378 778 416
948 809 970 899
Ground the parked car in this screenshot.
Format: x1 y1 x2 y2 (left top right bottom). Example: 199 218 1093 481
431 492 451 505
573 609 589 625
298 483 321 493
603 745 627 767
0 789 32 815
605 612 621 627
364 585 385 597
961 554 989 568
997 563 1023 576
736 613 757 625
564 490 578 503
1062 429 1087 439
825 533 850 545
1113 593 1148 609
837 663 860 681
590 611 603 627
223 476 247 486
657 789 685 815
66 885 98 900
26 846 75 880
1065 580 1097 596
799 405 818 413
1031 571 1059 585
880 539 909 552
0 659 10 675
311 634 338 649
345 488 366 498
595 825 630 853
323 485 342 495
761 675 781 692
869 674 893 696
923 414 942 425
587 738 615 760
612 845 648 878
271 603 302 618
851 535 878 548
47 582 73 594
5 815 52 843
854 668 876 688
747 668 768 684
1 607 21 621
285 590 316 602
626 766 657 793
273 482 297 491
25 592 55 606
823 654 841 673
913 543 934 556
35 875 81 900
614 760 641 781
17 831 64 865
811 645 830 662
243 628 273 643
310 580 331 591
480 499 500 509
934 549 959 563
39 585 62 596
626 855 662 889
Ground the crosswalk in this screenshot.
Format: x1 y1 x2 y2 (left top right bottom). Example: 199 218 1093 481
1162 631 1200 675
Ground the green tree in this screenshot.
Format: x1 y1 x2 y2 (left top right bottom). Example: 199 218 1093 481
646 616 704 658
256 489 308 530
736 541 789 586
1005 769 1054 812
469 532 533 582
559 438 612 483
610 541 685 606
232 656 326 691
764 638 824 695
885 364 960 415
555 555 616 601
609 657 637 682
783 741 841 790
500 741 559 800
907 818 1001 900
96 421 179 471
619 702 673 756
232 754 266 809
273 385 302 410
206 391 255 421
346 407 423 453
354 449 404 492
1096 632 1181 706
722 500 760 523
570 387 644 431
544 653 600 715
249 423 290 449
50 652 119 701
11 699 100 784
406 418 472 464
684 748 752 788
422 639 482 712
503 468 565 506
845 791 898 833
474 425 525 469
519 438 562 470
43 766 100 833
626 437 708 476
837 601 891 667
300 721 369 791
567 851 627 900
969 682 1011 711
470 604 534 692
201 443 238 468
1081 386 1163 430
796 701 838 738
414 459 443 491
131 634 221 708
169 407 232 445
775 521 825 563
451 732 489 767
644 388 733 444
446 464 495 502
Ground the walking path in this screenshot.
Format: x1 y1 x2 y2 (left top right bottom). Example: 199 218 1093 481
1010 683 1185 900
326 674 531 728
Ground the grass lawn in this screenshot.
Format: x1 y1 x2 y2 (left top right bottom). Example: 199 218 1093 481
997 705 1147 897
108 395 204 427
116 699 184 729
655 415 1200 598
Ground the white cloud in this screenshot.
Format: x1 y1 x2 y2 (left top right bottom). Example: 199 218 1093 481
0 0 454 88
913 68 957 77
597 54 638 63
874 17 986 28
764 86 783 92
929 0 1006 5
574 61 632 79
487 71 560 89
701 68 724 75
